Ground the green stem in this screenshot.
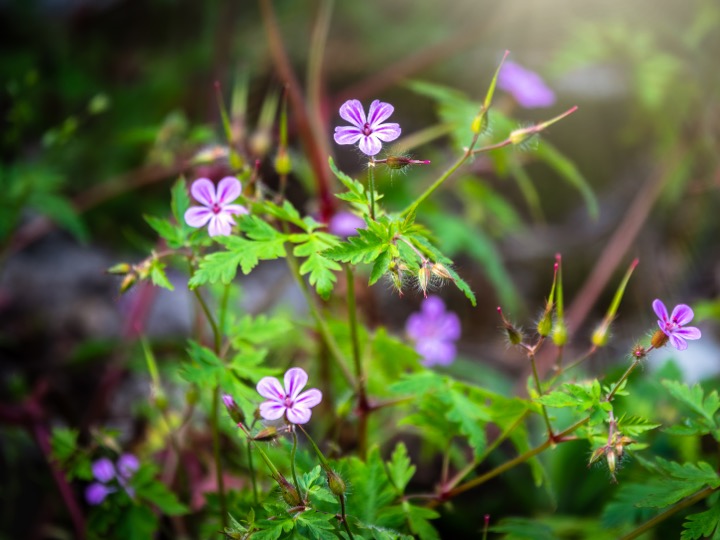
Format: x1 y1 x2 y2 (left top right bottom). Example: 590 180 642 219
290 429 302 495
211 387 227 529
434 416 589 505
619 486 717 540
368 159 376 220
529 348 554 438
247 439 258 505
284 244 356 386
339 494 355 540
192 288 221 353
604 358 641 402
345 265 368 459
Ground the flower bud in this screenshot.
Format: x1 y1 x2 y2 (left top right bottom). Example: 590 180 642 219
222 393 246 426
552 320 568 346
417 265 431 298
631 344 647 359
107 263 131 275
383 155 431 170
119 273 138 294
326 470 346 497
430 263 453 282
277 476 302 507
537 310 553 337
471 107 489 134
591 320 611 348
274 149 292 175
650 329 669 350
498 307 524 346
606 449 617 476
253 427 279 441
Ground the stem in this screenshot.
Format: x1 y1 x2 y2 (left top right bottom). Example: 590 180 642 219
619 486 717 540
284 244 356 386
192 288 221 353
339 494 355 539
290 429 302 494
368 159 376 220
211 387 228 529
529 348 554 438
604 358 640 402
248 439 259 505
345 265 368 458
433 416 590 505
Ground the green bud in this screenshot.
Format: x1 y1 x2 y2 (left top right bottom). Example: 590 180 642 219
591 321 611 347
119 273 138 294
106 263 131 275
537 311 553 337
497 307 524 346
253 427 279 441
274 149 292 175
471 111 489 134
552 320 568 346
326 470 346 497
277 476 302 507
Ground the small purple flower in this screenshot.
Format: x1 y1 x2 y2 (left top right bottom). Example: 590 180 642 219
116 454 140 479
91 457 116 483
406 296 461 367
184 176 248 237
256 367 322 425
653 299 702 351
85 482 115 505
329 211 366 238
334 99 401 156
497 60 556 109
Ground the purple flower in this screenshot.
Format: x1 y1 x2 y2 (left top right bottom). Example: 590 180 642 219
184 176 248 237
85 482 115 505
116 454 140 479
91 457 116 483
405 296 461 367
653 299 702 351
333 99 401 156
329 211 366 238
256 367 322 424
497 60 556 109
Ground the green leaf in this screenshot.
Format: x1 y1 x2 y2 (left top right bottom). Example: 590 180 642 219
329 157 368 208
635 458 720 509
601 482 657 529
662 380 720 427
385 443 416 495
231 314 294 346
149 259 174 290
403 503 440 540
189 228 287 288
369 250 392 286
180 340 223 385
615 414 661 438
294 232 342 299
170 177 191 227
490 517 556 540
344 446 396 525
136 477 188 515
324 228 386 265
116 504 157 540
682 504 720 540
51 427 79 462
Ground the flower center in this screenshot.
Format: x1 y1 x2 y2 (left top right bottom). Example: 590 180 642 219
362 122 373 136
212 203 222 214
283 396 294 408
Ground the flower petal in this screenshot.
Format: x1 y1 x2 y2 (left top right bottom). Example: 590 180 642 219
669 334 688 351
422 296 446 319
334 126 364 145
284 367 308 401
259 402 286 421
208 213 236 237
339 99 366 128
294 388 322 409
92 458 116 483
372 123 401 142
216 176 242 205
438 311 461 341
86 483 114 505
366 100 394 127
257 376 285 401
286 405 312 424
358 135 382 156
652 299 668 322
222 204 249 216
191 178 216 206
416 338 456 367
676 326 701 340
184 206 213 228
117 454 139 479
671 304 694 326
405 312 429 340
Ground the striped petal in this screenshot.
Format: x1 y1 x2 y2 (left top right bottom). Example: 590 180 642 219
259 402 286 421
286 406 312 425
191 178 216 206
359 135 382 156
339 99 366 128
367 100 394 126
257 376 285 401
216 176 242 205
284 368 308 401
334 126 364 145
184 206 213 228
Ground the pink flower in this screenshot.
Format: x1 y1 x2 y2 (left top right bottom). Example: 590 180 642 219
653 299 702 351
333 99 401 156
497 60 556 109
184 177 248 237
256 367 322 425
406 296 461 367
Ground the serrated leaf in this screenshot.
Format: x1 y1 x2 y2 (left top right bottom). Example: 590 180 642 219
490 517 556 540
294 232 342 299
635 458 720 509
324 228 386 264
682 504 720 540
663 379 720 428
386 443 416 495
369 250 392 286
403 503 440 540
616 414 660 438
149 259 174 290
344 446 396 525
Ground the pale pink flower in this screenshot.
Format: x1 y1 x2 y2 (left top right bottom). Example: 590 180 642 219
653 299 701 351
334 99 401 156
184 177 248 237
256 367 322 425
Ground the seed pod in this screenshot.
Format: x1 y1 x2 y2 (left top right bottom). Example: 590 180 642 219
326 470 346 497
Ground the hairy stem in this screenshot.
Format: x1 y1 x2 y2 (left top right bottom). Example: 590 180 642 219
345 266 369 459
290 429 302 494
529 348 554 438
